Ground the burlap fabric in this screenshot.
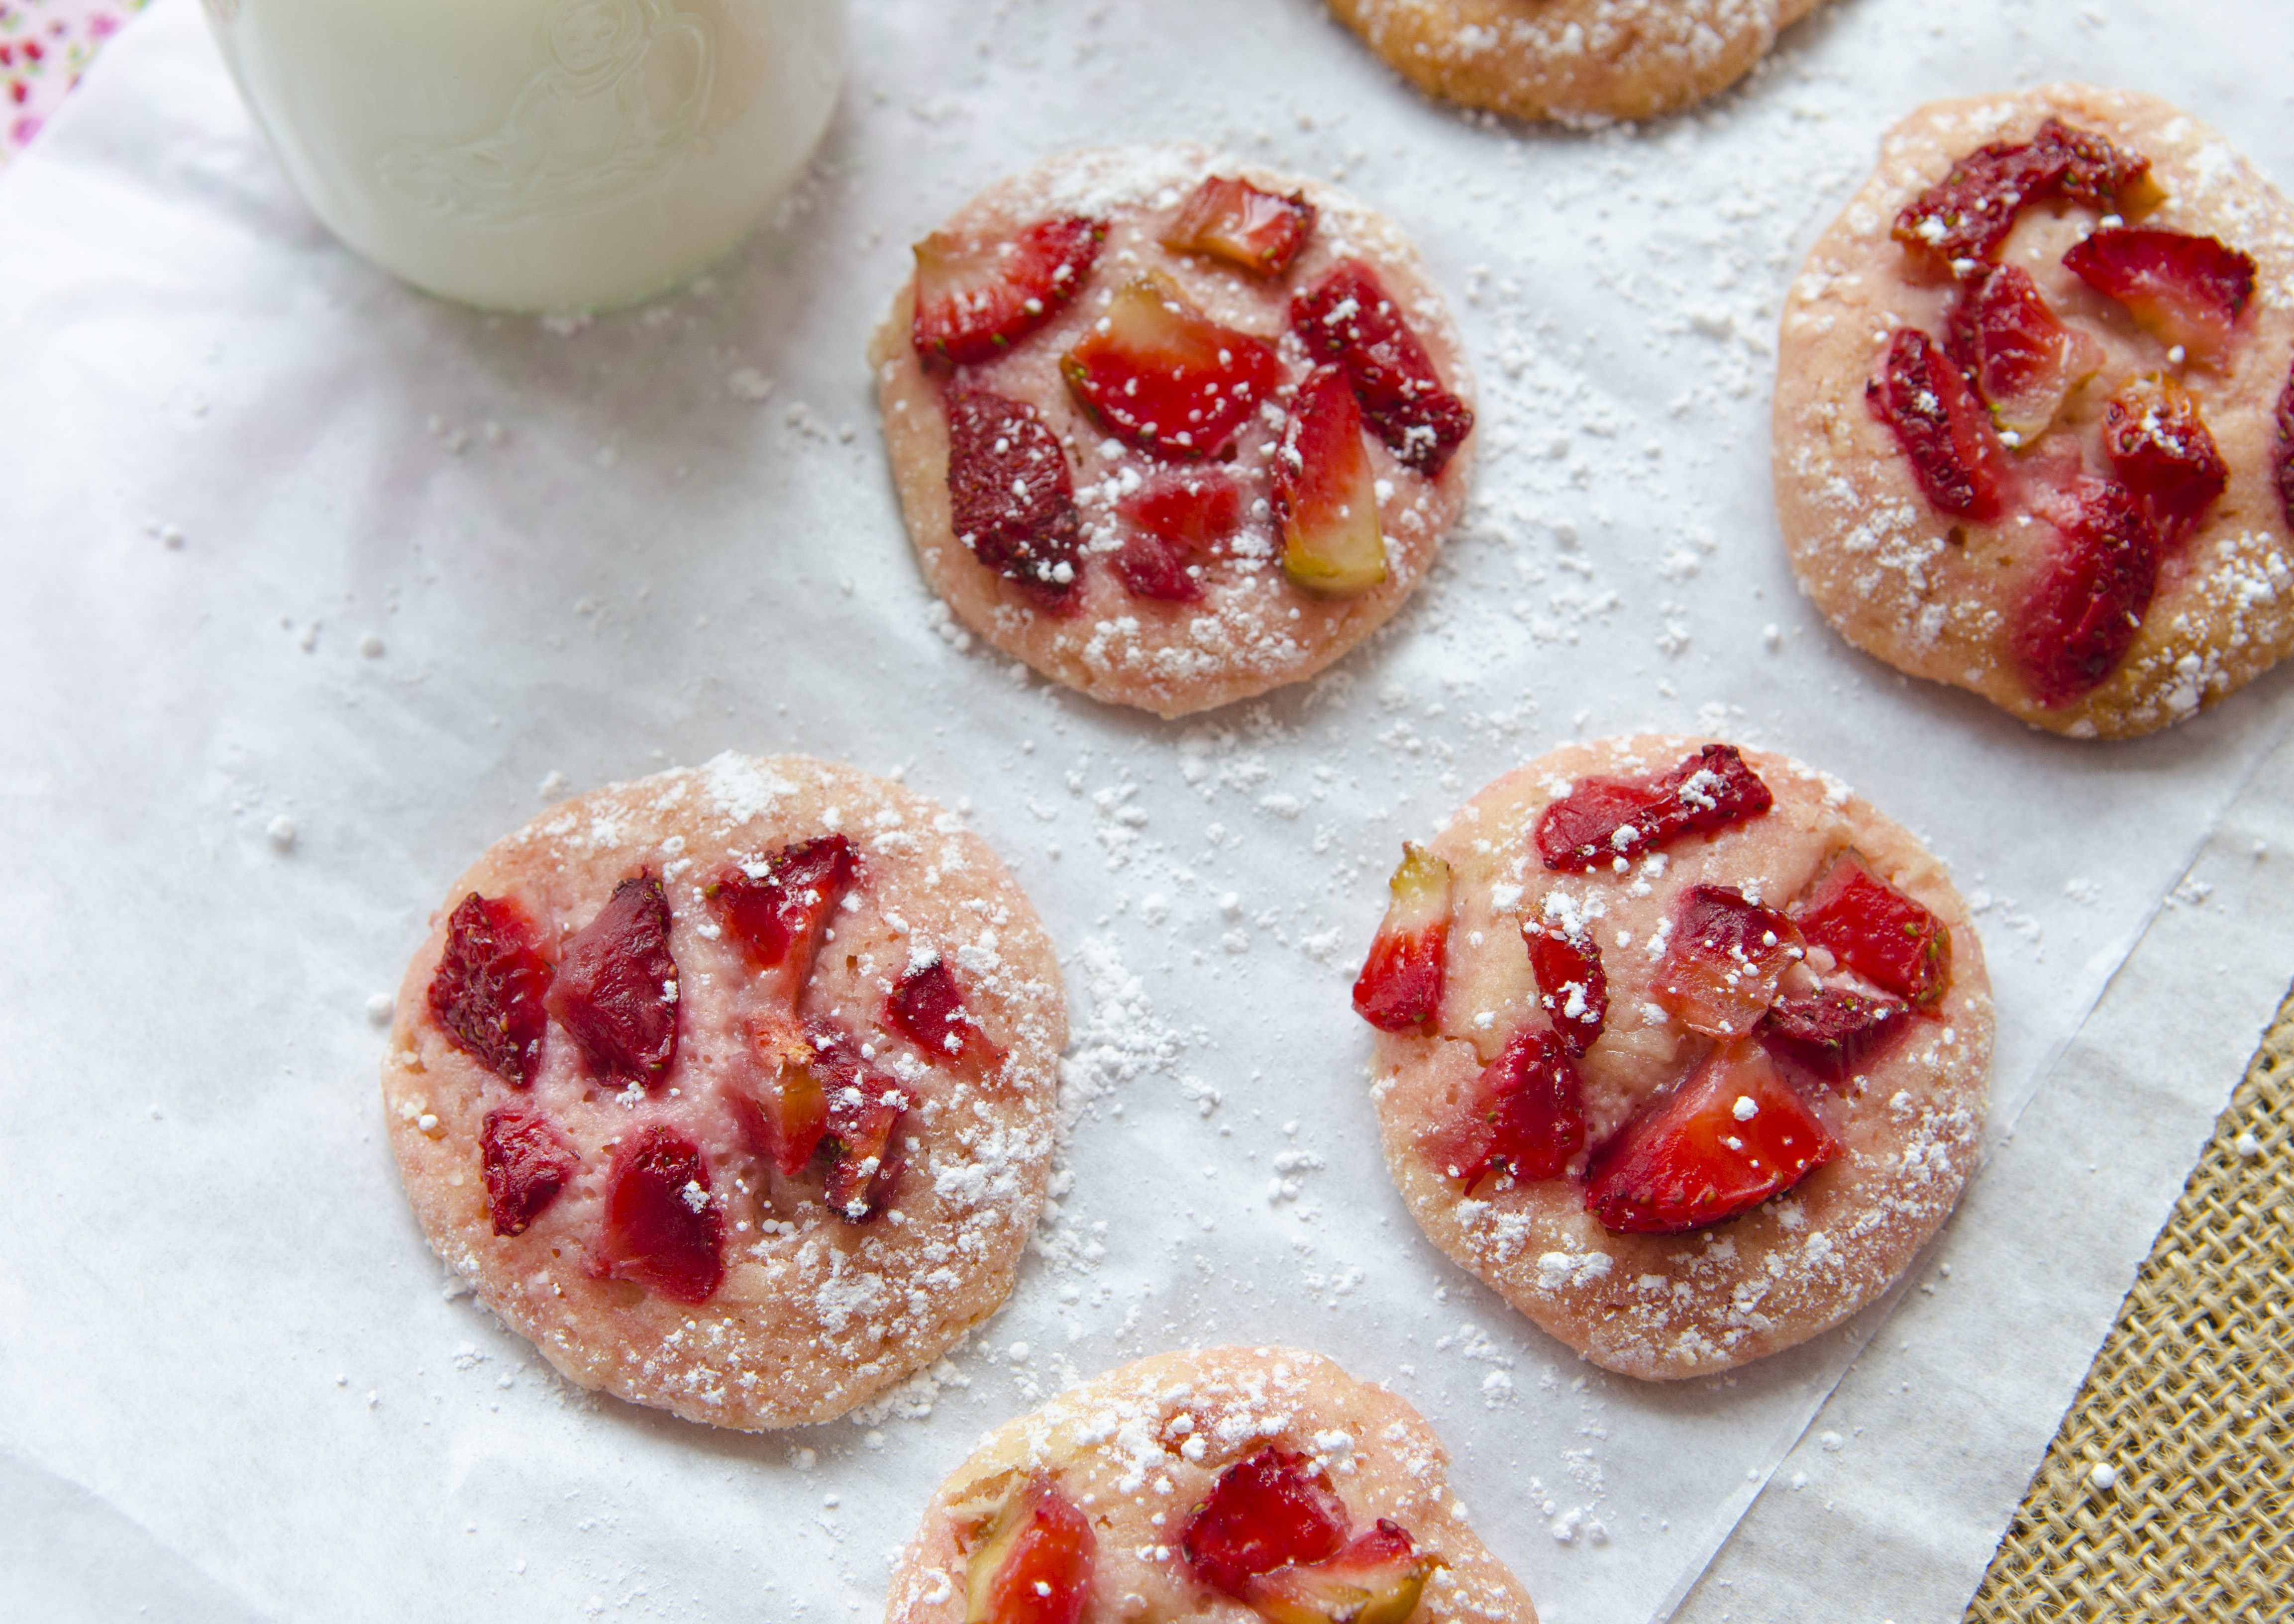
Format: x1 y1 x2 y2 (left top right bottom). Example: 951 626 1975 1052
1966 982 2294 1621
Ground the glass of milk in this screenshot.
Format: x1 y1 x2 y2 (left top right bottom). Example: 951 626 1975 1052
202 0 846 311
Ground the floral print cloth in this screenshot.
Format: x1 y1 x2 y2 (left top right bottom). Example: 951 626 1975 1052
1 0 144 161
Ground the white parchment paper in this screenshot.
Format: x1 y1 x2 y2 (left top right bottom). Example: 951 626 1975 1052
1 1 2290 1622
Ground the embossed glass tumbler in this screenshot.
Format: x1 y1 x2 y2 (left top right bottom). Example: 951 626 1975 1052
203 0 846 311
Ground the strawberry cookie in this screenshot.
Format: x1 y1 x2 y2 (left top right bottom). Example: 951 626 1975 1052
1775 85 2294 738
870 146 1476 718
884 1346 1540 1624
1324 0 1830 126
381 754 1066 1430
1353 737 1992 1380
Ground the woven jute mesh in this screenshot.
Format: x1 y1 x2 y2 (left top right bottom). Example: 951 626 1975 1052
1964 981 2294 1623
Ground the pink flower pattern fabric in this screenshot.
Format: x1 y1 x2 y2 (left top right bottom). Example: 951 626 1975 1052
1 0 144 162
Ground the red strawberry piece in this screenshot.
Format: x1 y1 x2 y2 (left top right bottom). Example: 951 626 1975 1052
1790 854 1953 1008
1421 1024 1585 1188
2064 227 2257 358
1759 987 1910 1085
1584 1040 1839 1235
1651 885 1805 1040
735 1015 832 1176
705 834 857 1002
1275 362 1387 597
1111 466 1243 604
1241 1520 1441 1624
944 386 1085 608
545 873 680 1086
2277 357 2294 533
885 953 1006 1080
2010 474 2160 706
1060 272 1283 458
1945 264 2103 443
428 892 553 1085
1161 175 1319 278
1291 259 1473 476
1352 842 1451 1034
1524 920 1607 1056
1867 327 2013 521
1534 743 1774 872
911 215 1104 368
595 1126 723 1303
2101 373 2228 548
963 1474 1096 1624
805 1019 910 1221
1179 1447 1349 1597
1893 117 2157 271
479 1108 578 1237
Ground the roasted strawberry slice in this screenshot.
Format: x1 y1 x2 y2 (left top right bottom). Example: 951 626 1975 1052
1276 363 1387 597
480 1107 577 1237
1111 466 1243 604
911 215 1103 368
1584 1041 1839 1235
804 1019 909 1221
2102 373 2228 548
1535 743 1773 872
945 387 1085 608
1760 987 1911 1085
886 953 1006 1080
1060 272 1282 458
2064 227 2257 358
2010 475 2160 706
595 1126 723 1303
1162 175 1318 278
1790 854 1952 1008
429 892 553 1085
1292 259 1473 476
1945 264 2103 442
705 834 857 1003
1351 842 1451 1034
1893 117 2157 270
1241 1520 1440 1624
1867 327 2013 521
1525 920 1607 1056
1651 885 1806 1040
735 1015 832 1175
545 873 679 1086
962 1474 1095 1624
1180 1447 1350 1597
1421 1024 1585 1188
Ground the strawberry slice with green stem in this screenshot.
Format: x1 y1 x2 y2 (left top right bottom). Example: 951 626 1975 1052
1060 272 1282 458
1161 175 1318 278
944 386 1085 608
2064 227 2257 359
1584 1040 1839 1235
546 872 680 1086
911 216 1103 368
1276 362 1388 598
429 891 554 1086
1292 259 1473 476
1351 842 1451 1034
962 1474 1095 1624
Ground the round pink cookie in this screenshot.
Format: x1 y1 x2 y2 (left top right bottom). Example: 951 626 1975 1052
1363 736 1992 1380
383 754 1066 1430
870 145 1476 718
884 1346 1540 1624
1774 84 2294 739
